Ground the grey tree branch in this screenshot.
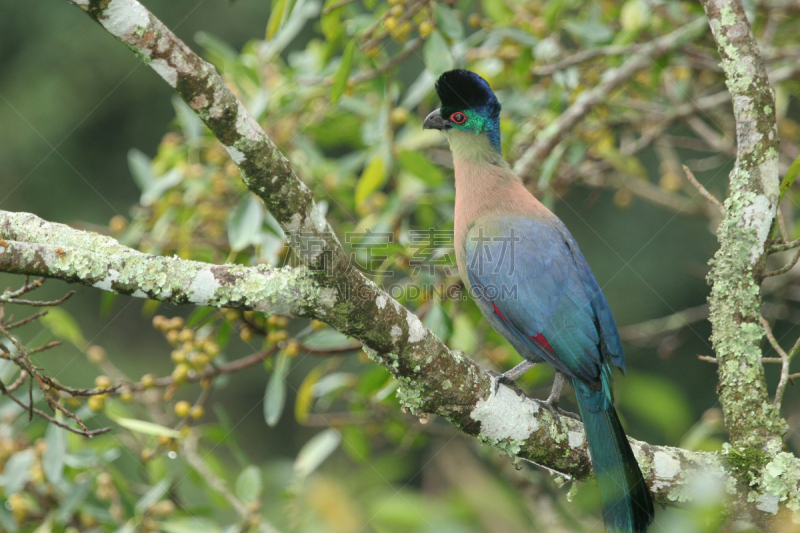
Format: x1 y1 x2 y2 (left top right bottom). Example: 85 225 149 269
701 0 799 526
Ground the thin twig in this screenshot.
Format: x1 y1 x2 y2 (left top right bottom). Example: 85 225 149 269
769 238 800 253
761 316 799 407
763 247 800 277
0 381 110 437
683 165 725 213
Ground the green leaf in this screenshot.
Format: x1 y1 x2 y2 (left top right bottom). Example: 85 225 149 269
113 417 182 439
235 465 263 503
294 429 341 478
267 0 290 39
264 350 291 427
355 156 386 208
434 4 463 40
422 30 453 77
135 478 171 514
161 519 221 533
295 365 324 424
480 0 513 23
195 31 239 68
302 329 358 351
172 96 203 142
331 38 357 104
228 194 264 251
397 150 444 187
423 301 452 342
187 306 216 328
43 424 66 485
342 425 371 462
40 307 86 347
0 449 34 493
55 480 90 524
128 148 155 193
780 154 800 200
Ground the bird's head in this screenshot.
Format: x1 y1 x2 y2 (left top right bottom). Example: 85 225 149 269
423 69 502 158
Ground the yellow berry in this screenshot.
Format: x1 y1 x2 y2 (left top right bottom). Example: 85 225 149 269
150 500 176 517
385 17 398 32
86 345 106 364
178 329 194 343
284 340 300 357
95 375 113 389
468 13 481 27
419 21 433 38
390 107 409 126
168 317 185 331
88 395 105 412
204 342 220 358
157 435 171 446
189 405 205 420
120 391 133 403
171 364 190 384
174 401 191 418
189 353 210 370
267 330 288 344
141 374 156 389
141 448 155 461
166 330 180 345
170 349 187 364
267 314 280 327
240 328 253 342
310 319 326 330
153 315 168 331
390 5 402 17
109 215 128 235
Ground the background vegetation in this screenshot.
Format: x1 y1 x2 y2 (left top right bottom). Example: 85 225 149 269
1 0 799 531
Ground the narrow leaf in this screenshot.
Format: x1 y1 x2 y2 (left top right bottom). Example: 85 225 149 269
43 424 66 485
235 465 263 503
267 0 289 39
355 156 386 208
397 150 444 187
434 4 463 40
40 307 86 347
264 350 291 427
331 38 357 104
128 148 155 193
294 429 341 478
422 30 453 77
135 478 171 514
228 194 264 251
780 154 800 200
295 366 324 424
114 417 182 439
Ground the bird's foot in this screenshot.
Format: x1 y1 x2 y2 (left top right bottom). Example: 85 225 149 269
531 397 581 425
485 369 526 397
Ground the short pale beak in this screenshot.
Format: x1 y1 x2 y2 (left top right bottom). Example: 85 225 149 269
423 108 449 130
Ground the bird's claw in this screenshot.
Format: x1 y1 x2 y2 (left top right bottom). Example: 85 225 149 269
532 398 581 425
485 369 525 397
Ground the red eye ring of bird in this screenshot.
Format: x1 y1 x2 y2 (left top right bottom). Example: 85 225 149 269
450 112 467 124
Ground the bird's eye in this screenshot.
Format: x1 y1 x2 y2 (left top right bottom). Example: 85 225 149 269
450 112 467 124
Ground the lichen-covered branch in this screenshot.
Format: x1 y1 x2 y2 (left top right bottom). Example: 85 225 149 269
0 210 745 508
701 0 800 526
701 0 785 447
0 211 329 316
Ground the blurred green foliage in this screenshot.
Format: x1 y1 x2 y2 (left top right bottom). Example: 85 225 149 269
2 0 800 531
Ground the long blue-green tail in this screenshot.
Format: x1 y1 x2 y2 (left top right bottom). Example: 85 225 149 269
572 369 654 533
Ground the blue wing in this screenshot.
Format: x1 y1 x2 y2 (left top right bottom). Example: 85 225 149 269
464 215 624 386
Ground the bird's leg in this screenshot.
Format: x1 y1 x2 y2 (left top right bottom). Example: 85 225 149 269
486 360 537 396
532 372 581 423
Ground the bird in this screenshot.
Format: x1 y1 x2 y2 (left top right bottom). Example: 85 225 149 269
423 69 655 533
